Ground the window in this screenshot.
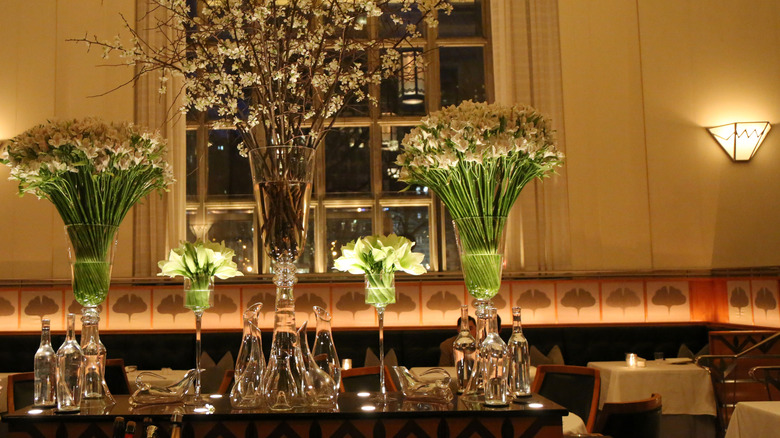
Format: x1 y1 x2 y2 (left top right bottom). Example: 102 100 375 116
186 0 491 275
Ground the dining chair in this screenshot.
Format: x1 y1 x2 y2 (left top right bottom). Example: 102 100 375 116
339 366 398 393
104 358 131 395
217 369 235 395
749 365 780 401
6 372 35 412
531 365 601 432
593 393 662 438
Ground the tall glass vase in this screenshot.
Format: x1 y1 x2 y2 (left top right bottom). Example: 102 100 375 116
453 216 507 399
183 276 214 407
66 224 118 407
249 145 315 410
365 271 396 397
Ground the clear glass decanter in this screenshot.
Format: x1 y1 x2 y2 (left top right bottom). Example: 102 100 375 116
80 306 114 405
507 306 531 398
230 303 265 409
312 306 340 394
299 320 337 406
34 317 57 407
462 301 491 398
452 305 477 393
57 313 83 411
481 307 509 407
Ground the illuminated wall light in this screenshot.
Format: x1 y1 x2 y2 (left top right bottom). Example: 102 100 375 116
707 121 772 162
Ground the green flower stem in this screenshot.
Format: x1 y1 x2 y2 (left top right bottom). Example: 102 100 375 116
185 274 213 312
67 225 118 307
364 272 396 306
453 217 507 301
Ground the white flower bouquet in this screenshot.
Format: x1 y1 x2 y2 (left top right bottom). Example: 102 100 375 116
158 240 244 309
334 234 426 306
397 100 563 299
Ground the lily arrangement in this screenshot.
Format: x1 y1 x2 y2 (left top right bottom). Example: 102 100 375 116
334 234 426 305
159 240 244 308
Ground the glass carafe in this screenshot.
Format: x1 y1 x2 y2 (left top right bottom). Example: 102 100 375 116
57 313 83 411
34 317 57 407
462 301 491 398
481 307 509 407
298 320 337 406
312 306 341 393
507 306 531 398
230 303 264 409
452 305 477 393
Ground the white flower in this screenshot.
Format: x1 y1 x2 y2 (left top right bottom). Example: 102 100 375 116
333 233 427 276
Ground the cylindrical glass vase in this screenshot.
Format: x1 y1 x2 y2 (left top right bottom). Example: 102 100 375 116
65 224 119 307
452 216 507 301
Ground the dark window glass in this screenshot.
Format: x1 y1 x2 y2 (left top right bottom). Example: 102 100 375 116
438 0 483 38
380 49 426 116
297 210 316 274
380 3 423 39
381 206 431 271
326 207 373 269
207 209 256 274
440 47 486 107
186 130 198 199
324 128 371 194
207 130 252 198
443 208 460 271
381 126 427 196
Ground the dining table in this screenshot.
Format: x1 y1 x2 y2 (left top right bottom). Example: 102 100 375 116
724 401 780 438
588 359 717 438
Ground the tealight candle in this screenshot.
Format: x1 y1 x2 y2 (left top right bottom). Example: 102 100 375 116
626 353 638 368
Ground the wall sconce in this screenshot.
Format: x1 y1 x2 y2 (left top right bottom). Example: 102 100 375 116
707 121 772 161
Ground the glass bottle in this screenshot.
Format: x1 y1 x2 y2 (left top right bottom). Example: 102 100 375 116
230 303 264 409
312 306 341 394
462 301 491 398
507 307 531 397
452 305 477 393
81 306 114 405
481 307 509 407
34 317 57 407
57 313 83 411
507 306 531 398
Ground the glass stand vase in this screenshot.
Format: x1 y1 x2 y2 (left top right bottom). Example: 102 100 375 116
183 276 214 410
452 216 507 401
365 271 397 400
249 145 316 411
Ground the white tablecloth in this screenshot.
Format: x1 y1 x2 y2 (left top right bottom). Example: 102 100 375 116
725 402 780 438
588 360 716 416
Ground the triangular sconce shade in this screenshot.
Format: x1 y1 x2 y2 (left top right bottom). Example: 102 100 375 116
708 122 771 161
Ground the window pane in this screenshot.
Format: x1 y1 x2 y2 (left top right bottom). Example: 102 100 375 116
380 49 426 116
381 126 429 196
186 130 198 199
380 2 423 39
381 206 431 271
443 208 460 271
440 47 486 107
207 129 252 199
438 0 483 38
185 210 198 242
206 209 257 274
324 128 371 194
326 207 373 269
339 53 370 117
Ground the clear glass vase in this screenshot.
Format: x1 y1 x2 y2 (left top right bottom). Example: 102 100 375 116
57 313 83 412
250 145 316 410
507 306 532 398
80 306 114 406
299 319 337 406
365 271 396 397
66 224 119 307
183 276 214 407
452 216 507 302
231 303 264 409
452 305 477 394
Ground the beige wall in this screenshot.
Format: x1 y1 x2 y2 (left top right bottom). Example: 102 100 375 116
559 0 780 270
0 0 135 280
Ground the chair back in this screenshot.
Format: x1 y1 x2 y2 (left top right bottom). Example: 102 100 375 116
6 372 35 412
595 393 662 438
340 366 398 393
105 358 131 395
531 365 600 432
218 369 236 395
750 366 780 401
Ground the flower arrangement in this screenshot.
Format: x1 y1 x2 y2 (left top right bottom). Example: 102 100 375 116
334 234 426 306
158 240 244 309
78 0 453 152
1 117 173 226
397 100 563 300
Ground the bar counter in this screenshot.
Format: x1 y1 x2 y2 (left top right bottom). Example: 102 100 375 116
2 393 567 438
